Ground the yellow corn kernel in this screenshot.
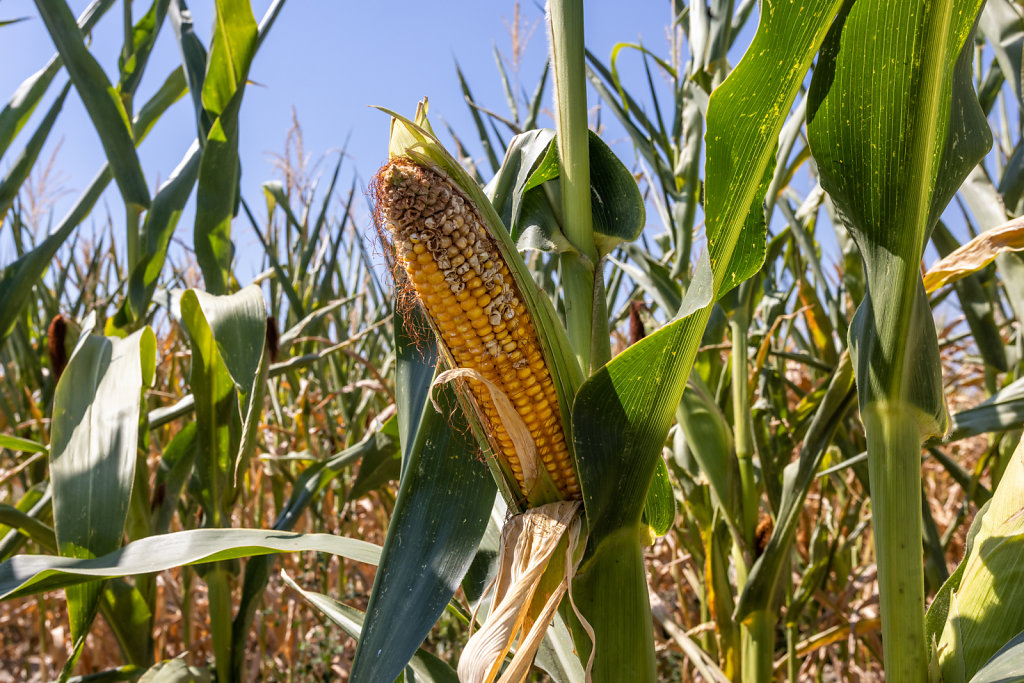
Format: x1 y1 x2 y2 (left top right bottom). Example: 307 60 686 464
374 158 579 500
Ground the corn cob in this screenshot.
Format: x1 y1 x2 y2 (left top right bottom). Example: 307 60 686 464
374 158 580 501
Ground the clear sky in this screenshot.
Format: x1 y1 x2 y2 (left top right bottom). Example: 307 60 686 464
0 1 682 281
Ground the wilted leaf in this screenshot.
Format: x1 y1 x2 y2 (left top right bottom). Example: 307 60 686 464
925 216 1024 292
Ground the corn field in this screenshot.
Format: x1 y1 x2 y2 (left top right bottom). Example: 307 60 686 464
3 0 1024 681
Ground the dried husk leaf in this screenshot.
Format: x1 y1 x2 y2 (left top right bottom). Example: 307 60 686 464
432 368 540 495
458 500 590 683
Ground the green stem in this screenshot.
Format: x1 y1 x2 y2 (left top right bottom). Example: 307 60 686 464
569 523 657 682
206 566 235 683
729 312 757 548
182 567 193 651
864 405 927 682
730 293 774 682
560 252 597 372
548 0 601 373
740 611 774 683
785 567 797 683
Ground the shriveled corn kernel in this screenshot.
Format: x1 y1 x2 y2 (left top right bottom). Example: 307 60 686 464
375 158 579 500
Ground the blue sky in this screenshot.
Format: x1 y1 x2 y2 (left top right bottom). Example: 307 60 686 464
0 1 683 282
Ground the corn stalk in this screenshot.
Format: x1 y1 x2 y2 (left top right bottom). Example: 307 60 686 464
805 0 991 677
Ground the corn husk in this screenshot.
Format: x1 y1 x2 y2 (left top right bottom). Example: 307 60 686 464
432 369 540 495
378 99 584 510
458 500 591 683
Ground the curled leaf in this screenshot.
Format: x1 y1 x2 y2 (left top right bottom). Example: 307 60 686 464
924 216 1024 292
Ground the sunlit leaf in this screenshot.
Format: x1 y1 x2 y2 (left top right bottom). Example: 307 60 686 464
568 1 842 675
0 529 381 601
34 0 150 210
933 436 1024 681
50 319 156 653
178 287 266 525
192 0 258 294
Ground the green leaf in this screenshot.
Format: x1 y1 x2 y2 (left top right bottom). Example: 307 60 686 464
567 1 842 675
979 0 1024 105
616 244 682 319
676 374 739 534
0 82 69 218
202 0 256 117
347 432 402 500
0 0 113 161
808 0 991 437
0 434 47 454
588 131 645 255
0 486 51 561
944 377 1024 442
231 423 399 680
0 503 56 553
936 436 1024 681
282 572 459 683
485 128 564 249
735 355 856 621
117 0 169 98
167 0 210 137
138 658 212 683
486 129 644 255
642 456 674 537
455 61 501 174
122 142 201 325
50 319 156 648
970 629 1024 683
132 67 188 143
64 664 146 682
0 67 187 346
153 423 198 535
0 529 381 602
179 287 267 525
99 578 154 667
807 1 991 675
350 303 495 682
193 0 258 294
33 0 150 210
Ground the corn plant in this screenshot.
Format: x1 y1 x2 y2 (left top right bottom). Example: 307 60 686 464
4 0 1024 681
